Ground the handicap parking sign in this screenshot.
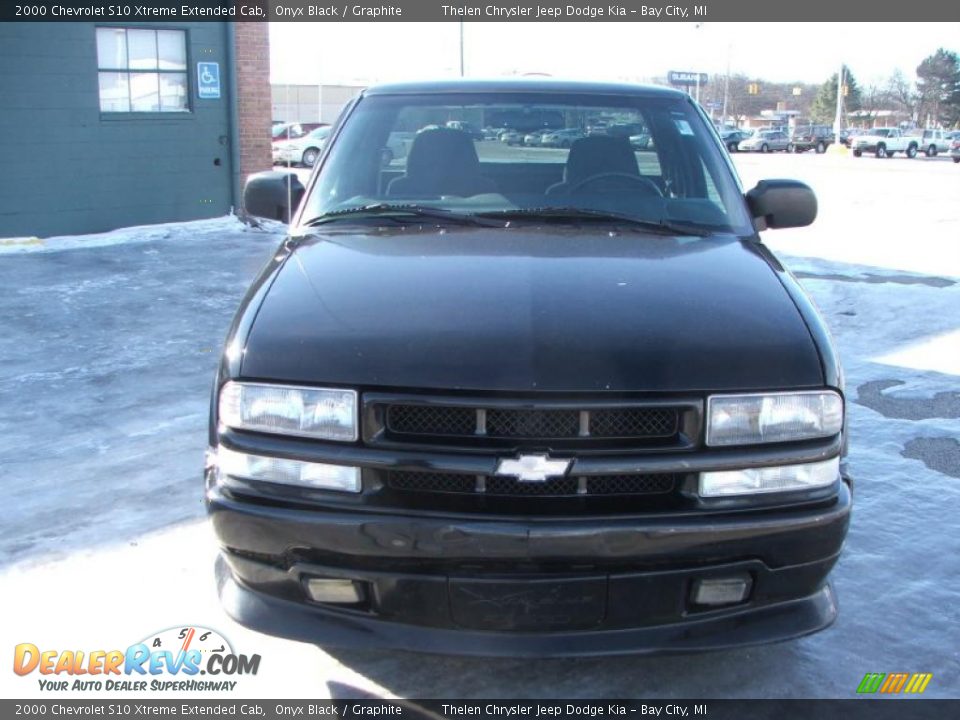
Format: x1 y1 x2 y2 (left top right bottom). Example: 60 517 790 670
197 62 221 99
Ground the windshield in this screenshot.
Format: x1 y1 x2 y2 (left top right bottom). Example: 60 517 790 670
272 123 303 140
300 91 752 234
309 127 331 140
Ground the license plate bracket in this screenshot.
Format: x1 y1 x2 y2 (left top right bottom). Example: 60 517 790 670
448 576 608 632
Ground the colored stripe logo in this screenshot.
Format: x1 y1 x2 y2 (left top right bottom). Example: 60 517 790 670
857 673 933 694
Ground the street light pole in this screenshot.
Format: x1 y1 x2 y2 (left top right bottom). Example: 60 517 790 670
834 63 844 146
459 22 465 77
722 42 731 124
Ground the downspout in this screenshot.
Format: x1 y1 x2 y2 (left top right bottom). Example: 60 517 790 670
225 21 242 214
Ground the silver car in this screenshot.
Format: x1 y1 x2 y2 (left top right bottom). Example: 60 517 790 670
738 130 790 153
919 129 955 157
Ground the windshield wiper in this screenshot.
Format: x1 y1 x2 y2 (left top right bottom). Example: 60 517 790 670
301 203 505 228
476 207 711 237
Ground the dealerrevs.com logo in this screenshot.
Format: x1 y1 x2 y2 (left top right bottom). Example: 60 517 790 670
13 626 261 692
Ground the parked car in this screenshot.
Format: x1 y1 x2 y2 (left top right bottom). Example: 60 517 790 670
271 122 323 143
499 129 523 145
540 127 587 148
950 135 960 163
738 130 790 153
523 131 546 147
272 122 325 164
790 125 834 154
445 120 484 141
851 128 919 158
274 126 332 167
719 129 751 153
841 129 865 147
917 129 954 157
225 79 849 656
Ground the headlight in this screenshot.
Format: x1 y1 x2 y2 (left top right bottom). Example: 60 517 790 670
706 391 842 447
217 446 360 492
699 457 839 497
218 381 357 441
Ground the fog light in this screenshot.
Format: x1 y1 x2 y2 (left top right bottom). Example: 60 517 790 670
691 575 752 607
305 578 364 604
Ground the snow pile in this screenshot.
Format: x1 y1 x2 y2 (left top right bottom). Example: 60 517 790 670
0 215 285 255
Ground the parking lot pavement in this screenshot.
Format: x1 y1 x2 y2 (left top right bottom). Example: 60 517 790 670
2 155 959 699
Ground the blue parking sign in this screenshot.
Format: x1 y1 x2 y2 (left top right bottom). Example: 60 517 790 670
197 62 221 99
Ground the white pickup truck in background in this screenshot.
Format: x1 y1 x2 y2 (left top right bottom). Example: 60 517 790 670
851 128 920 158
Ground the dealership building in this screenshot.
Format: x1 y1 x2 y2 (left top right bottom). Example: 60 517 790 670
271 83 365 124
0 22 272 238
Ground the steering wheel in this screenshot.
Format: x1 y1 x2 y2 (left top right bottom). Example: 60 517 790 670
569 172 663 197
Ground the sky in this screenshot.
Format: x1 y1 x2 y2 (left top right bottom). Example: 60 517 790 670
269 22 960 89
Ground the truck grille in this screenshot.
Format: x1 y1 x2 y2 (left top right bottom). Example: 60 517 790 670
384 404 680 444
385 471 677 497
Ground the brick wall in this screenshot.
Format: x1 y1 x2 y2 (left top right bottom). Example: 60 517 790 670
234 23 272 202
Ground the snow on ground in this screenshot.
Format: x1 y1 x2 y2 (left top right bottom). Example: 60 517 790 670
0 215 267 255
1 155 959 699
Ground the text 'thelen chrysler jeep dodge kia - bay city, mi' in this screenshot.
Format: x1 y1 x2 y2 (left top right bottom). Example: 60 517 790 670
206 80 850 656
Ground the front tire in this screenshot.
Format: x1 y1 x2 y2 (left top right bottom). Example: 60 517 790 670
728 141 738 152
876 144 888 158
761 143 769 153
816 141 827 154
907 145 918 159
787 143 796 153
302 147 320 167
954 156 960 163
925 145 937 157
853 149 862 157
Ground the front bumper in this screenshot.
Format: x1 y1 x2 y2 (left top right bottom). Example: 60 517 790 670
209 478 851 656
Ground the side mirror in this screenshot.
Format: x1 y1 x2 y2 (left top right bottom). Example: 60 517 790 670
243 171 305 224
745 179 817 231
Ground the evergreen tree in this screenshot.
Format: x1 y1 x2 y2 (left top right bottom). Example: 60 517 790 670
810 66 862 125
916 49 960 127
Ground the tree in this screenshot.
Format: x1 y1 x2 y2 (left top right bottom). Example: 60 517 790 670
885 69 918 121
713 74 816 126
916 48 960 127
810 66 862 125
857 84 887 126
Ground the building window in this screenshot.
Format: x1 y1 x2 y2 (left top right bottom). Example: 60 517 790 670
96 28 188 113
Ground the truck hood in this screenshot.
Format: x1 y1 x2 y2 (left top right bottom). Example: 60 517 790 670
240 228 823 393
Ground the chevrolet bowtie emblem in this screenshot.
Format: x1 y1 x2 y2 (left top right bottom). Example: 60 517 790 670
495 454 571 483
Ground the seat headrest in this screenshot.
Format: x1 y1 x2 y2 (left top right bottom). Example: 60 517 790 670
564 135 639 183
405 128 481 179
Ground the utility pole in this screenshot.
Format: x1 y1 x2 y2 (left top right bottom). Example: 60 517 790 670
459 22 465 77
834 63 844 146
722 43 731 124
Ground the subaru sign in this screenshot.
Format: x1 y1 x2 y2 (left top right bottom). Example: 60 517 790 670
197 62 221 99
668 71 709 87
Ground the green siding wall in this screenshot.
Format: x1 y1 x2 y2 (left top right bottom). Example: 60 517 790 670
0 22 234 238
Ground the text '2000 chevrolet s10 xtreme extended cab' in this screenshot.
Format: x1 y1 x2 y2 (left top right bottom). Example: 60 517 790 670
205 80 851 656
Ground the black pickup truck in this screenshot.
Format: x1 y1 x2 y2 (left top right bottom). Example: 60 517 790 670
206 80 850 656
